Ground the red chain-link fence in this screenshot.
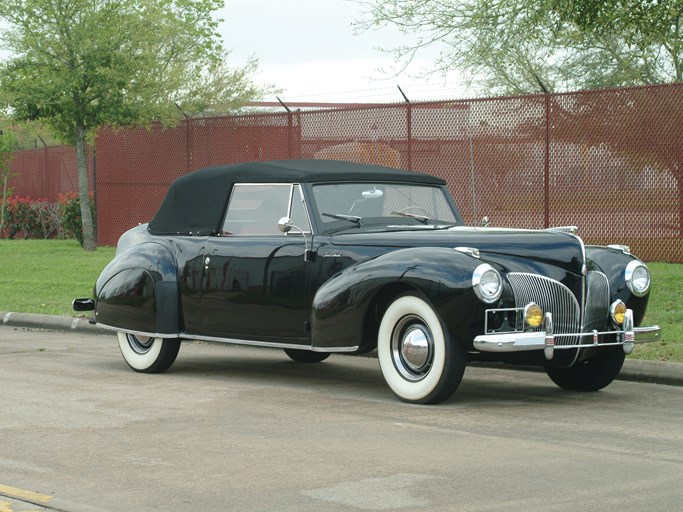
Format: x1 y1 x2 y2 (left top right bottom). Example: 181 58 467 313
8 145 90 200
9 83 683 262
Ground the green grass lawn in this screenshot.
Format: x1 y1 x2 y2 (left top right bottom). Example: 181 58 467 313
0 239 681 362
632 262 683 362
0 239 116 316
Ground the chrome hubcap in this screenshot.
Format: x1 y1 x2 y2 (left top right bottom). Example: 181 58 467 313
126 334 154 355
401 327 430 371
391 315 434 381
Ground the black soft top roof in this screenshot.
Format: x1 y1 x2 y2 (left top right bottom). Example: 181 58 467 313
148 159 446 236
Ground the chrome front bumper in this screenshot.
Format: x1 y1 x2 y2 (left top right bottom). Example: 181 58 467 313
473 309 661 360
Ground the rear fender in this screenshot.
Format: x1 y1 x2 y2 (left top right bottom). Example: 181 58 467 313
311 247 483 351
95 242 180 336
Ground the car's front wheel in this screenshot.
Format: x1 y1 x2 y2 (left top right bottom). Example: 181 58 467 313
377 294 466 404
117 332 181 373
544 348 625 391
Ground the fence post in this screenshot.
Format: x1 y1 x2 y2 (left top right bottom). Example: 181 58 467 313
679 134 682 239
287 111 293 160
397 86 413 170
92 147 97 243
37 134 48 199
544 93 550 229
186 118 193 173
407 103 413 171
294 110 302 159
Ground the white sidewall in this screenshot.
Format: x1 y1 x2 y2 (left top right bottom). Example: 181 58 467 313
377 295 446 402
117 332 164 371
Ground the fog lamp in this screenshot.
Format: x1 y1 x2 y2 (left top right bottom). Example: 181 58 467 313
524 303 544 329
610 300 627 326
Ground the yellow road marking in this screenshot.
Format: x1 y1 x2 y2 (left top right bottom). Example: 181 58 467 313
0 485 52 504
1 499 44 512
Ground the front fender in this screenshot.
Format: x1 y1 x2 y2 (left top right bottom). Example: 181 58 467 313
95 241 180 336
311 247 484 350
586 246 650 326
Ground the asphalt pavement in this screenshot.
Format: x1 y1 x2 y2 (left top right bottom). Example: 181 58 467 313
2 310 682 387
3 327 682 512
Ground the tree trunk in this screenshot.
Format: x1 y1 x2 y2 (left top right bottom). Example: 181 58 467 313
0 173 7 235
0 151 12 237
75 125 97 251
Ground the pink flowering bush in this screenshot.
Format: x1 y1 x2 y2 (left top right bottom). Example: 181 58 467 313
0 193 90 242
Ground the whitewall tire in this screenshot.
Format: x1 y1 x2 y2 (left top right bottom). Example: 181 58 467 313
377 294 466 404
117 332 181 373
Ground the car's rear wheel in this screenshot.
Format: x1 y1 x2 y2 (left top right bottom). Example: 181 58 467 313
284 349 330 363
544 348 625 391
377 293 466 404
117 332 180 373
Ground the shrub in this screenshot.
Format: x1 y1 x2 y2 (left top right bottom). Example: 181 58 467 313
30 200 63 239
0 196 63 239
2 196 33 238
58 192 93 246
0 193 91 242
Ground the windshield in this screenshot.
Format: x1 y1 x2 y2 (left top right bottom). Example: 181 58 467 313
312 183 459 231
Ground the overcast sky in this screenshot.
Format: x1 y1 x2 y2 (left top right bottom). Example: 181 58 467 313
218 0 467 104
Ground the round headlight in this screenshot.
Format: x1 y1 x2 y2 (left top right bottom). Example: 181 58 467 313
473 264 503 303
625 260 650 297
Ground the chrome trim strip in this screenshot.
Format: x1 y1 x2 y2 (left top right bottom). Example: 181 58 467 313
180 333 358 353
95 323 179 339
96 323 359 353
286 183 313 235
545 226 579 235
574 232 588 365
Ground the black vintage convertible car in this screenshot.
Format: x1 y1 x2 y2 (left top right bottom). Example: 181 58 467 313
74 160 660 403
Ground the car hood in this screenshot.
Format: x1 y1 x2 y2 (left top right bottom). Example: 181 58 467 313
328 226 586 276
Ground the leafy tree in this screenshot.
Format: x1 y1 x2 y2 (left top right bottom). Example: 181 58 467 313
354 0 682 95
549 0 683 82
0 0 272 250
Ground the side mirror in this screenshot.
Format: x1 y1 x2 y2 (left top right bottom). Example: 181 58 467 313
481 216 490 227
278 216 293 233
277 216 311 262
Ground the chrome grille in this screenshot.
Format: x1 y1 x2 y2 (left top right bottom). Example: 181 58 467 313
583 271 610 332
508 273 580 346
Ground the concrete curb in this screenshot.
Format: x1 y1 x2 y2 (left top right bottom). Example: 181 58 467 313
2 311 682 387
1 311 111 335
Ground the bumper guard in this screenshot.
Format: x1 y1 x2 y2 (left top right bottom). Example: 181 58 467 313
473 309 661 360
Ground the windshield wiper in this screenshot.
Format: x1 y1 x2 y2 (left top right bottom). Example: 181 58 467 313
322 212 362 226
390 210 430 224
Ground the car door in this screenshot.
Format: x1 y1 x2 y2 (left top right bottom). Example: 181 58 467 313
199 183 312 343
